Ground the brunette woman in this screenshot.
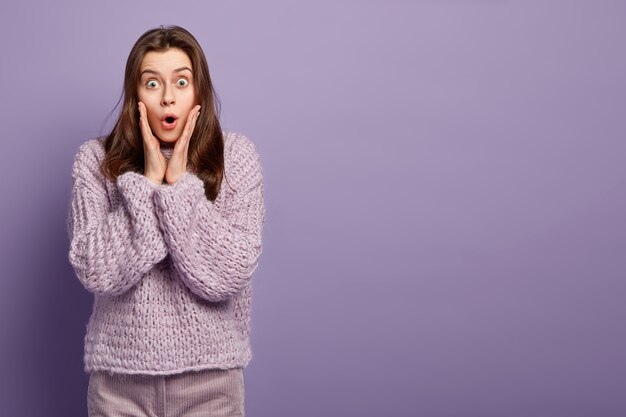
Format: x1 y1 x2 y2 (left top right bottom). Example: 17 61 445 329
68 25 264 417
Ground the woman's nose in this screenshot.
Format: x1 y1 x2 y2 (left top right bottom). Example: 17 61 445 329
161 87 175 106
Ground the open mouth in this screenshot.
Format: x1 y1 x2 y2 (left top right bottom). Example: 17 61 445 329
161 115 179 130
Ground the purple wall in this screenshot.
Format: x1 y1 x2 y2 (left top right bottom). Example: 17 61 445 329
1 1 625 416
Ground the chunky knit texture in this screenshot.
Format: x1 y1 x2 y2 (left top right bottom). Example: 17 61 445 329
68 132 264 375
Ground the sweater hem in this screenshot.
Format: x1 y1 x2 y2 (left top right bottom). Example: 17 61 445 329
84 356 251 376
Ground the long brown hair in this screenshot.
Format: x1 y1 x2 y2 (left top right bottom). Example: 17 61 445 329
101 25 224 201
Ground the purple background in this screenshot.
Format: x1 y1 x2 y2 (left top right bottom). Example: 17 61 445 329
1 1 625 416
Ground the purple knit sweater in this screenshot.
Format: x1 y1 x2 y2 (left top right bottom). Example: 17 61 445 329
68 132 264 375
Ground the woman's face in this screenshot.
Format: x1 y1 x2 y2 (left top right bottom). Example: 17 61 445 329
137 47 198 145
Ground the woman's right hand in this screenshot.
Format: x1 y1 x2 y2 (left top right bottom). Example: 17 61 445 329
138 101 166 185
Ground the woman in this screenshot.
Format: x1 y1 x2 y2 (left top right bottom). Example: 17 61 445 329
68 25 264 417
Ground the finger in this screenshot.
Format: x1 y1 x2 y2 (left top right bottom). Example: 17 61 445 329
139 104 150 134
138 102 147 135
185 106 200 141
186 105 201 150
194 105 201 127
176 106 198 151
137 102 156 147
138 101 147 124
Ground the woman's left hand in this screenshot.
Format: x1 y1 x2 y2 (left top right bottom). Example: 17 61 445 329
165 105 201 185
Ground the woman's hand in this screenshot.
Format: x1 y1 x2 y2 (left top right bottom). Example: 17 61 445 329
138 101 167 185
165 105 201 185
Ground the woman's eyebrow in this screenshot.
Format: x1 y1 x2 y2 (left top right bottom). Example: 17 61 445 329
140 67 193 77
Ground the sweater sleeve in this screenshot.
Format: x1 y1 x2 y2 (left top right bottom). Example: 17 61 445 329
153 136 265 302
67 141 168 296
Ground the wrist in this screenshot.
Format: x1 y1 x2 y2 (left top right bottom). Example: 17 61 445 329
145 174 163 186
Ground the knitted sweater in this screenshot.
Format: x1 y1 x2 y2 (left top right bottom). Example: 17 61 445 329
67 132 264 375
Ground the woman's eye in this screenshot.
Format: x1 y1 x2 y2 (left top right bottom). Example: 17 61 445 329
146 80 159 88
177 79 189 87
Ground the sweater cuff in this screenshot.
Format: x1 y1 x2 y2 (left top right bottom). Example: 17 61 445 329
153 172 211 240
118 171 161 192
117 171 166 240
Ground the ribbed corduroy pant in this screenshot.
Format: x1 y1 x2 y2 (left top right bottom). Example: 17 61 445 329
87 368 244 417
